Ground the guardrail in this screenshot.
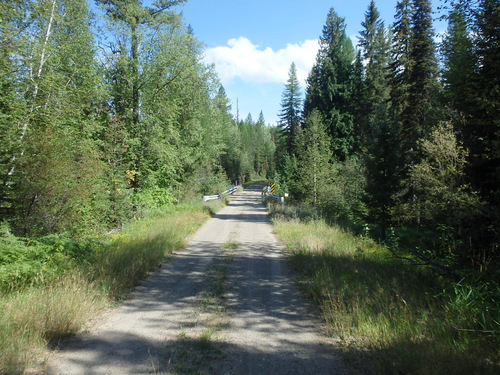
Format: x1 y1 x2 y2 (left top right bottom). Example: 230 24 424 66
262 186 284 203
203 186 238 202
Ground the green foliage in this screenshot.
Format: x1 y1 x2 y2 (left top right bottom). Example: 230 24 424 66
278 62 302 156
441 5 476 113
396 122 482 228
271 206 500 375
304 7 356 160
0 222 99 293
293 111 366 225
400 0 439 168
357 0 391 150
325 157 367 225
237 114 276 182
295 110 332 207
364 119 401 234
133 186 178 215
274 153 298 198
443 279 500 333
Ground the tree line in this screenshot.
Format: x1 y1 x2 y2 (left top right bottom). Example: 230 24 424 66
0 0 274 238
1 0 498 275
275 0 499 275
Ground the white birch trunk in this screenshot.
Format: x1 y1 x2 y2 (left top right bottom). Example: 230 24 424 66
5 0 57 181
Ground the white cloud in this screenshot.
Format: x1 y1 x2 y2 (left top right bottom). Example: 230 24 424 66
204 37 319 88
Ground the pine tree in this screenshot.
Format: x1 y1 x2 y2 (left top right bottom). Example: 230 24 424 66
389 0 412 123
295 109 332 207
364 119 402 237
402 0 439 163
358 1 396 234
278 62 302 156
469 0 500 206
358 0 391 148
217 86 241 183
351 50 364 150
441 4 476 115
304 7 355 160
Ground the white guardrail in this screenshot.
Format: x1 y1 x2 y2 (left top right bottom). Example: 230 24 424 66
203 186 238 202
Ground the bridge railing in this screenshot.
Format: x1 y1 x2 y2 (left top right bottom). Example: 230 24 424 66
262 186 284 203
203 186 238 202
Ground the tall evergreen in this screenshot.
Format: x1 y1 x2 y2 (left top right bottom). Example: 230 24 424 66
441 5 476 116
402 0 439 164
278 62 302 156
351 50 364 149
358 1 396 234
469 0 500 200
389 0 412 125
304 7 355 160
357 0 391 147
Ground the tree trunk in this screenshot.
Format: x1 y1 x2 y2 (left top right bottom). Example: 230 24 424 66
4 0 57 184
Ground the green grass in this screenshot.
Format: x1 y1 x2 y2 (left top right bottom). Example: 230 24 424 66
0 200 216 374
90 202 212 299
269 203 500 375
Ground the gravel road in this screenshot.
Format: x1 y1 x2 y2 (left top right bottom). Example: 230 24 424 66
46 184 349 374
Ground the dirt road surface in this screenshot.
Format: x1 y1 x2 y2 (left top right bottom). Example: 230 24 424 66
46 184 349 374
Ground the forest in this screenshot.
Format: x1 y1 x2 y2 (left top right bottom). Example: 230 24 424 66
276 0 499 278
0 0 275 238
0 0 499 372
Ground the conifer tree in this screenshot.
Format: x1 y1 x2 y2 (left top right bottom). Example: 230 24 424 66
389 0 412 125
357 0 391 148
402 0 439 164
96 0 187 189
468 0 500 207
304 7 355 160
351 50 364 151
295 110 332 207
278 62 302 156
358 1 396 234
441 4 476 116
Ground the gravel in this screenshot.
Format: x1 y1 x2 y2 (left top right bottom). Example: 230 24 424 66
45 184 350 375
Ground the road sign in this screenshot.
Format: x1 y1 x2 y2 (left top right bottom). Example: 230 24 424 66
270 182 276 194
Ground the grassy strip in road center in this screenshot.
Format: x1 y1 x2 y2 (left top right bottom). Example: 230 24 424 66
164 241 236 374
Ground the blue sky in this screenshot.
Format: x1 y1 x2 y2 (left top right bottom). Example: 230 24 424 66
180 0 448 125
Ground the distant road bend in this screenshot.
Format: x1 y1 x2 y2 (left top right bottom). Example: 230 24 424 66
47 184 348 374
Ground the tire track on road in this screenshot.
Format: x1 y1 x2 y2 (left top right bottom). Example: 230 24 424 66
46 184 348 374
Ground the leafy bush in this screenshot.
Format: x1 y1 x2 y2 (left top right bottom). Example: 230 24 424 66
133 186 178 216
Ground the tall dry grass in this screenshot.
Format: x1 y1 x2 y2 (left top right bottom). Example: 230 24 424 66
91 205 210 298
0 273 108 373
270 205 500 375
0 201 214 374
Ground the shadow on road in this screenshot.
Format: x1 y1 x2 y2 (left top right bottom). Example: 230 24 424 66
47 184 349 375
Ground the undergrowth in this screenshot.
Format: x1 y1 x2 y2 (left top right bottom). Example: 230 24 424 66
0 200 218 374
269 203 500 375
